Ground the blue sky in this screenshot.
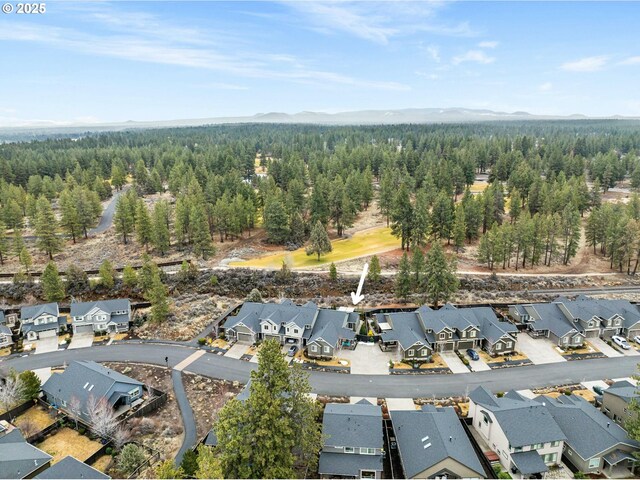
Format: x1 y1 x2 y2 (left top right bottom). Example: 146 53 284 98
1 1 639 125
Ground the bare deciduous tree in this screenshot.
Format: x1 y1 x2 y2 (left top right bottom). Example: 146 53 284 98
0 375 25 412
17 418 38 440
86 395 118 439
112 425 130 451
68 395 82 429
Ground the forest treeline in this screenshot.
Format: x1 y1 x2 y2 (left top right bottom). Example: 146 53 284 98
1 121 640 271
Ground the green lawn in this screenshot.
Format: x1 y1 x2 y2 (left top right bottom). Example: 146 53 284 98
230 226 399 269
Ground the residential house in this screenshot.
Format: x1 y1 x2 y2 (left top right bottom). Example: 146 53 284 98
510 296 640 345
35 456 110 480
0 324 13 348
19 303 66 341
378 304 518 361
41 360 144 424
0 310 18 328
0 421 52 479
537 394 640 476
509 302 585 348
390 405 486 479
318 399 384 479
306 309 358 359
602 380 640 426
223 300 357 357
468 387 566 479
70 299 131 334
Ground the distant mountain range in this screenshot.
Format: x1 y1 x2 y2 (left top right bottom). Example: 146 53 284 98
1 108 639 139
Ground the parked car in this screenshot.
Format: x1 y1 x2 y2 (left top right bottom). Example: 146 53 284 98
634 335 640 345
466 348 479 361
612 335 631 350
593 385 606 395
287 345 298 357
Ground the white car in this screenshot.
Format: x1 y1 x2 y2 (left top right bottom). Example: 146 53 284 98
612 335 631 350
634 335 640 345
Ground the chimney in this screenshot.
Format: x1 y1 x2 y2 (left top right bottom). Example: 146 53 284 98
449 436 452 442
607 422 610 428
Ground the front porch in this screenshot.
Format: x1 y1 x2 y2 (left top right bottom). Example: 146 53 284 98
603 450 637 478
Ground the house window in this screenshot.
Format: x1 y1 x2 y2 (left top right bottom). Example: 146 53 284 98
408 349 414 356
496 343 502 351
294 329 299 334
323 346 330 353
359 447 375 455
128 387 140 397
563 337 569 344
543 453 557 463
551 441 560 447
311 345 317 352
421 349 429 356
470 331 476 338
448 332 452 339
589 458 600 469
439 333 445 340
344 447 355 454
532 443 544 450
514 446 522 453
505 341 512 348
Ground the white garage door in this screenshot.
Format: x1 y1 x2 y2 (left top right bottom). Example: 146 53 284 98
75 325 94 334
39 329 57 338
237 333 253 344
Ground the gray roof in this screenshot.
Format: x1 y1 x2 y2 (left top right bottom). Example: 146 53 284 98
481 316 518 345
322 400 383 450
20 303 59 320
318 452 383 477
390 407 485 478
308 309 357 347
0 325 11 336
224 300 318 336
70 299 130 317
521 303 580 338
0 311 4 324
0 429 52 479
42 360 143 411
204 429 218 447
537 394 640 459
35 456 110 479
604 380 639 403
560 296 640 328
379 312 430 351
469 386 566 448
22 317 66 334
510 450 549 475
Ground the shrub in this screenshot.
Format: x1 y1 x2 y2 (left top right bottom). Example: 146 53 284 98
574 472 586 479
138 418 156 435
496 392 504 398
78 427 86 435
106 447 113 456
117 443 146 475
564 389 573 396
197 338 206 345
209 275 218 286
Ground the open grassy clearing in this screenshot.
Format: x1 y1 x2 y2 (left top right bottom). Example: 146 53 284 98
230 226 399 269
37 427 103 464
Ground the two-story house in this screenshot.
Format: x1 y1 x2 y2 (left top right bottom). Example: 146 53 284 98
42 360 144 424
509 302 586 348
223 300 357 357
70 299 131 334
390 405 487 478
602 380 640 426
19 303 66 341
378 305 518 361
318 400 384 479
0 324 13 348
468 387 566 479
0 310 18 328
537 394 640 476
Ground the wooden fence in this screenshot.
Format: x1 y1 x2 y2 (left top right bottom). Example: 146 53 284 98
0 399 34 422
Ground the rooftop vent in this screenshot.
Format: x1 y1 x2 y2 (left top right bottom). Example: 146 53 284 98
422 435 431 449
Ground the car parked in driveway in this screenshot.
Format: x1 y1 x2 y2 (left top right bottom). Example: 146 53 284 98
634 335 640 345
287 345 298 357
466 348 479 361
612 335 631 350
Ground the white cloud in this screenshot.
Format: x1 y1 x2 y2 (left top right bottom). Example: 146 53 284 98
561 55 608 72
425 45 441 63
478 41 498 49
452 50 495 65
539 82 553 92
415 71 439 80
619 56 640 66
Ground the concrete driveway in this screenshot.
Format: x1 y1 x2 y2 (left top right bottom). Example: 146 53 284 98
589 337 623 358
516 334 566 365
386 397 416 411
340 343 391 375
225 342 251 359
34 336 58 354
465 352 492 372
440 351 470 374
67 332 94 350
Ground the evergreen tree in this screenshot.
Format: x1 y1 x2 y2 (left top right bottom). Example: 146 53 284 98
0 220 8 265
431 192 455 243
122 264 137 289
453 204 466 252
424 242 459 307
379 172 395 226
194 446 223 479
191 203 214 259
18 370 41 401
59 190 81 243
154 460 184 479
263 196 290 244
148 275 169 323
152 201 171 255
368 255 381 283
19 246 32 273
395 252 412 301
390 183 413 250
135 200 153 251
306 220 332 261
180 449 198 477
288 212 306 246
99 259 116 289
410 248 424 290
329 262 338 283
114 194 135 244
41 261 65 302
34 196 61 260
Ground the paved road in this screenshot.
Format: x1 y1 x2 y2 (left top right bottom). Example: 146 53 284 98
171 369 197 464
2 343 638 398
88 186 128 236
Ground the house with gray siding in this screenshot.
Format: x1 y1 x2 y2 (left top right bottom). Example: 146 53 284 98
70 299 131 334
390 405 486 479
468 387 566 479
509 302 585 347
536 394 640 476
0 324 13 348
318 400 384 479
42 361 144 424
378 304 517 361
0 310 18 328
223 300 357 358
0 422 52 479
19 303 66 341
602 380 640 426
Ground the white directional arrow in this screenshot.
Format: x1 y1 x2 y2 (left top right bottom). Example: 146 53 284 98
350 262 369 305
